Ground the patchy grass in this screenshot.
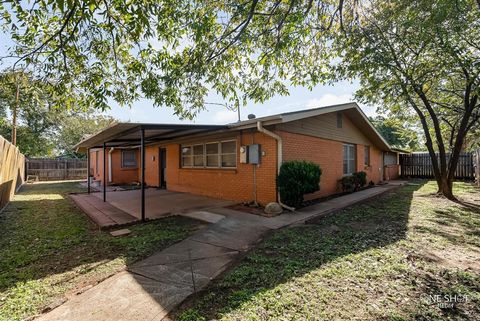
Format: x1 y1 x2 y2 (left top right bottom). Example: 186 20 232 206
174 181 480 321
0 181 204 321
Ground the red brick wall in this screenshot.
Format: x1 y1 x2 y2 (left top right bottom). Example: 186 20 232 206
279 131 385 199
88 128 393 203
165 131 278 205
384 164 399 180
90 148 139 186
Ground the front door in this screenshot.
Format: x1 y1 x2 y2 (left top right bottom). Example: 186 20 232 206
159 148 167 188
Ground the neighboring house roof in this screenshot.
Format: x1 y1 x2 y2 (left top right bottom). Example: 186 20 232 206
75 102 393 152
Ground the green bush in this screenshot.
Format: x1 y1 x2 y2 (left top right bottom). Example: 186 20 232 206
277 160 322 208
353 171 367 187
341 171 367 192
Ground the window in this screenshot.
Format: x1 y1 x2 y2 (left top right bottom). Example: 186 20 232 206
193 144 204 166
343 144 356 175
206 143 219 167
181 146 193 167
221 141 236 167
121 150 137 168
181 140 237 168
364 146 370 166
337 112 343 128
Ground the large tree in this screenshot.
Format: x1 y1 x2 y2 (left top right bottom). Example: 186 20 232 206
335 0 480 199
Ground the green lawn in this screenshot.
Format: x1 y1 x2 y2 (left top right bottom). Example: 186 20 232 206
174 181 480 321
0 181 204 321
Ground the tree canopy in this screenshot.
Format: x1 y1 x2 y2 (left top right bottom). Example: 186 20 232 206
0 70 116 156
369 116 420 151
1 0 479 198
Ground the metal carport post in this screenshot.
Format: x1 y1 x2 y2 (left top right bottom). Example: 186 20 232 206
103 142 106 202
140 128 146 222
87 148 91 194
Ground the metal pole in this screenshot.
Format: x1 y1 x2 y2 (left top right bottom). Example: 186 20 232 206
103 142 106 202
87 148 91 194
141 128 146 222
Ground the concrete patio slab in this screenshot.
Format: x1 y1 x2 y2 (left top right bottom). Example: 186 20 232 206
70 193 138 229
92 188 234 220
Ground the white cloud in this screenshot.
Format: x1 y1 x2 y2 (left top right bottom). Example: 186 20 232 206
306 93 354 109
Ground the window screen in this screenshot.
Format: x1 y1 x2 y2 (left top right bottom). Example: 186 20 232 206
221 141 236 167
364 146 370 166
343 144 356 175
121 150 137 168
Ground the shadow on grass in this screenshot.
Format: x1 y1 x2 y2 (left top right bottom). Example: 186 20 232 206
0 181 202 321
172 182 429 320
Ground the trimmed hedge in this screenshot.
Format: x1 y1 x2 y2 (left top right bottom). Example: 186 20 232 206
277 160 322 208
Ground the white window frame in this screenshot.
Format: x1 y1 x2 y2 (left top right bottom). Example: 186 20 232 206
205 141 220 168
180 139 237 169
220 140 237 168
343 143 356 175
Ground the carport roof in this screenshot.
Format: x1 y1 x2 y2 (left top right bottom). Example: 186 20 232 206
74 123 227 152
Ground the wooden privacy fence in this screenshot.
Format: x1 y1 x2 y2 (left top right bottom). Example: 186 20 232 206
26 158 87 181
0 135 25 211
400 152 475 180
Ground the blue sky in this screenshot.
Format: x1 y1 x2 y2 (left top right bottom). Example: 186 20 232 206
106 81 376 125
1 28 376 125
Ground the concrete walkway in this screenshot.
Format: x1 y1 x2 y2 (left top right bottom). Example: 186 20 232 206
37 181 405 321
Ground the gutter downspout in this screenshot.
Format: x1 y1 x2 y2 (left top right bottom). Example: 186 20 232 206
256 121 295 211
108 147 115 183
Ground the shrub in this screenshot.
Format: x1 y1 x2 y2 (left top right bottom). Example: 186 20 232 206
277 160 322 208
341 175 356 192
353 171 367 187
341 171 367 192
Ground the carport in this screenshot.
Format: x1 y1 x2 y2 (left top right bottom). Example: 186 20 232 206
75 123 226 221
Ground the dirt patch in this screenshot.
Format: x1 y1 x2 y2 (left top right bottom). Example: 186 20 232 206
409 248 480 272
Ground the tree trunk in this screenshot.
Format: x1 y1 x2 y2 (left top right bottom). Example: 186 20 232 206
437 173 455 200
12 81 19 145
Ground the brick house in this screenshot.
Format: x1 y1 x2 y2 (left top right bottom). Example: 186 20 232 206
76 103 399 206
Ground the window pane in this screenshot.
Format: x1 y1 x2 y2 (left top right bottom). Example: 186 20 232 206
221 154 236 167
181 146 192 156
349 159 356 173
193 145 204 156
221 141 236 154
193 155 204 166
182 156 192 167
206 143 219 154
122 150 137 167
343 161 348 175
206 155 219 167
364 146 370 165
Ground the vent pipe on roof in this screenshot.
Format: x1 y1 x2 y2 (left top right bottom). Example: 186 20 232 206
248 114 256 120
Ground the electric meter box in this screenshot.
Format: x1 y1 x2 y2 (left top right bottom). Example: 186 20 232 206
240 146 248 163
248 144 261 164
